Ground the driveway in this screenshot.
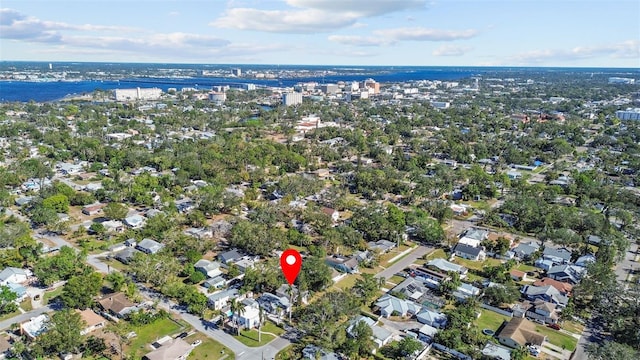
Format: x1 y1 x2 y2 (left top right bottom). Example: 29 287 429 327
0 305 54 331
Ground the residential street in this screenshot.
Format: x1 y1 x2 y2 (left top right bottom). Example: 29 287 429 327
375 245 432 280
0 305 54 331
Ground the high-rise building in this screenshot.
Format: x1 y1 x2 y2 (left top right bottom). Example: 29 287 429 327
361 79 380 94
114 87 162 101
609 77 635 84
232 68 242 77
208 92 226 105
616 108 640 121
282 92 303 106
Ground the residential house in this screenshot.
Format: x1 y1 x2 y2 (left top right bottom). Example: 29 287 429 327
233 298 261 329
512 241 540 260
108 242 127 253
374 294 421 318
575 254 596 267
194 259 222 278
14 196 33 207
114 248 139 264
346 316 394 349
325 255 359 274
234 257 257 273
7 283 27 301
0 267 28 285
143 339 193 360
458 228 489 248
418 324 439 343
586 235 603 246
542 247 572 265
124 214 146 229
534 258 555 271
102 220 125 233
98 292 138 318
125 238 138 247
367 239 397 254
416 309 448 328
426 258 468 276
521 285 568 307
453 243 486 261
452 283 481 302
82 203 106 216
275 284 309 305
257 292 291 315
495 317 546 349
20 314 48 339
413 266 451 288
184 227 213 240
354 250 373 264
547 265 585 285
481 342 513 360
203 276 226 289
392 277 430 302
77 309 107 335
136 238 164 254
532 278 573 296
509 270 527 282
207 289 239 311
513 299 559 324
322 207 340 222
218 249 243 264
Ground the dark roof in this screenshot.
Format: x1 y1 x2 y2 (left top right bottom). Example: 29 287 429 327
454 243 482 257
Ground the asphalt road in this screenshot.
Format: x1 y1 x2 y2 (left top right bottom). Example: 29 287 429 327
0 305 54 331
375 245 432 280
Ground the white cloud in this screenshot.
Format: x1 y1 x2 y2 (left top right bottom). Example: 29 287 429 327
329 27 479 47
285 0 426 17
211 8 357 33
373 27 478 42
328 35 391 47
211 0 427 33
433 45 472 56
509 40 640 64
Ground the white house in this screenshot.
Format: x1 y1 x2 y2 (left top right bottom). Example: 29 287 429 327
233 299 261 329
207 289 239 311
0 267 29 285
194 259 222 278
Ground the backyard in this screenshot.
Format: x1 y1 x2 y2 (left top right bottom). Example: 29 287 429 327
187 333 234 360
126 317 186 358
233 321 284 347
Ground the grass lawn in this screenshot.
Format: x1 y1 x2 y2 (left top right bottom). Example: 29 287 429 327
333 274 360 290
20 298 33 312
387 275 406 286
452 257 502 271
262 321 285 336
535 325 578 351
43 287 64 304
127 318 185 358
475 309 511 331
102 258 129 272
187 332 234 360
234 328 275 347
379 244 411 266
515 264 538 272
0 308 21 322
425 249 447 261
562 321 585 335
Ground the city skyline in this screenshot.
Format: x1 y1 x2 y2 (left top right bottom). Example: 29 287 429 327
1 0 639 67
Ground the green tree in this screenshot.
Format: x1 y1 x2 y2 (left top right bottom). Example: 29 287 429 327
353 273 384 304
103 202 129 220
0 285 18 314
587 341 639 360
230 298 246 335
34 309 86 355
42 193 70 213
106 272 127 292
60 271 103 309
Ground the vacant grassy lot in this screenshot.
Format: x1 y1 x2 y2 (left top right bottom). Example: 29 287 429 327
425 249 447 261
127 318 185 358
475 309 511 332
234 329 275 347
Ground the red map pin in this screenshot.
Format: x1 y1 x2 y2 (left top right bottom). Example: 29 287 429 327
280 249 302 285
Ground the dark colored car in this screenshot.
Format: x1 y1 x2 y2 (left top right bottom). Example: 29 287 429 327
177 332 188 338
548 323 561 330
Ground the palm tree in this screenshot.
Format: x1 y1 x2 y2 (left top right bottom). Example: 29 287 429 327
258 305 264 343
230 298 246 336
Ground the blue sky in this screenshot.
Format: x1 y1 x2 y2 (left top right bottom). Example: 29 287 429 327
1 0 639 67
